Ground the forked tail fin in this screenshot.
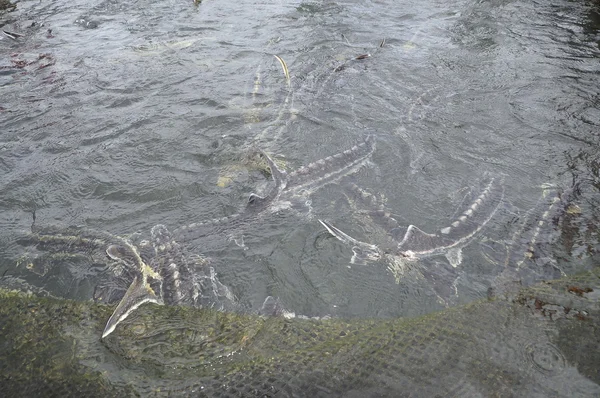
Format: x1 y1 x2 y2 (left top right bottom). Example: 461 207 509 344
102 275 162 338
102 243 163 338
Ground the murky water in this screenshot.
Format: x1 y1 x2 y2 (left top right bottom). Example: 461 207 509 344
1 0 599 347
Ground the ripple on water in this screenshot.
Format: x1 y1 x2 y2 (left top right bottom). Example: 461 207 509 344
0 0 599 374
525 342 567 375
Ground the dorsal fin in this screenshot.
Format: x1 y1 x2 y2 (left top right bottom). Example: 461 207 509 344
247 193 266 207
444 247 463 268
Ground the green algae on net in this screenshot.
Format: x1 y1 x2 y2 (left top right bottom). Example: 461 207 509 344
1 266 599 397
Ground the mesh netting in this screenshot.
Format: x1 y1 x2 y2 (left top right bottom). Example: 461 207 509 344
1 266 599 397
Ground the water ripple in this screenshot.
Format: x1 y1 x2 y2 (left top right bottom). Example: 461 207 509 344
1 0 599 368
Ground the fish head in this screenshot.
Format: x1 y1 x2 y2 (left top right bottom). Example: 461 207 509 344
246 193 270 212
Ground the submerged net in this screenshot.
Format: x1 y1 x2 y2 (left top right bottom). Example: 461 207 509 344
3 181 598 397
0 263 599 397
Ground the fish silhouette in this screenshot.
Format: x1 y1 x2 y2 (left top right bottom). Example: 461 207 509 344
320 175 505 269
173 135 376 245
101 224 236 338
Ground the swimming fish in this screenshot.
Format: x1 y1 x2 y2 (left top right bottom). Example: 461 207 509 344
488 182 581 298
101 224 236 338
173 135 376 244
319 175 505 270
15 222 236 338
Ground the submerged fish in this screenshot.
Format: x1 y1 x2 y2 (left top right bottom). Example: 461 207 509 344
15 223 236 338
100 224 236 338
488 183 581 298
173 135 376 244
2 260 599 396
320 175 505 270
16 224 148 279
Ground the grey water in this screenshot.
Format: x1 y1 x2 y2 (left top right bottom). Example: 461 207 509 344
1 0 599 338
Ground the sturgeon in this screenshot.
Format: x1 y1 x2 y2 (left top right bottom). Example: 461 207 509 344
320 175 505 270
15 223 237 338
488 183 581 298
97 136 380 334
100 224 236 337
173 135 376 243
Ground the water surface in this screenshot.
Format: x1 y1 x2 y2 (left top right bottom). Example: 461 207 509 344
1 0 599 334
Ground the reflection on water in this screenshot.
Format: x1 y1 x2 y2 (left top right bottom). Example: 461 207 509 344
1 0 600 392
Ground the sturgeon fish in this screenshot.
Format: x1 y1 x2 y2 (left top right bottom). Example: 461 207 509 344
488 183 581 298
101 224 236 338
173 135 376 243
16 224 153 280
319 175 505 272
15 222 237 338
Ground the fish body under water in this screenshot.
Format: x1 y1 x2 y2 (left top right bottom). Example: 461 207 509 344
172 135 376 244
0 260 598 397
5 181 597 396
100 224 237 338
320 175 505 270
15 223 237 338
322 179 582 304
488 183 581 298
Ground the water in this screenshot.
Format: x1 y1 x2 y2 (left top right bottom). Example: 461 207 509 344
1 0 599 348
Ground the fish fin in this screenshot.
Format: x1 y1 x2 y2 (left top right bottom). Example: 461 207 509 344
105 244 148 273
319 219 364 246
389 227 409 242
319 219 380 263
3 30 22 40
259 296 294 318
227 234 247 250
350 246 381 264
102 275 162 338
259 296 280 316
247 193 266 206
209 266 237 304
